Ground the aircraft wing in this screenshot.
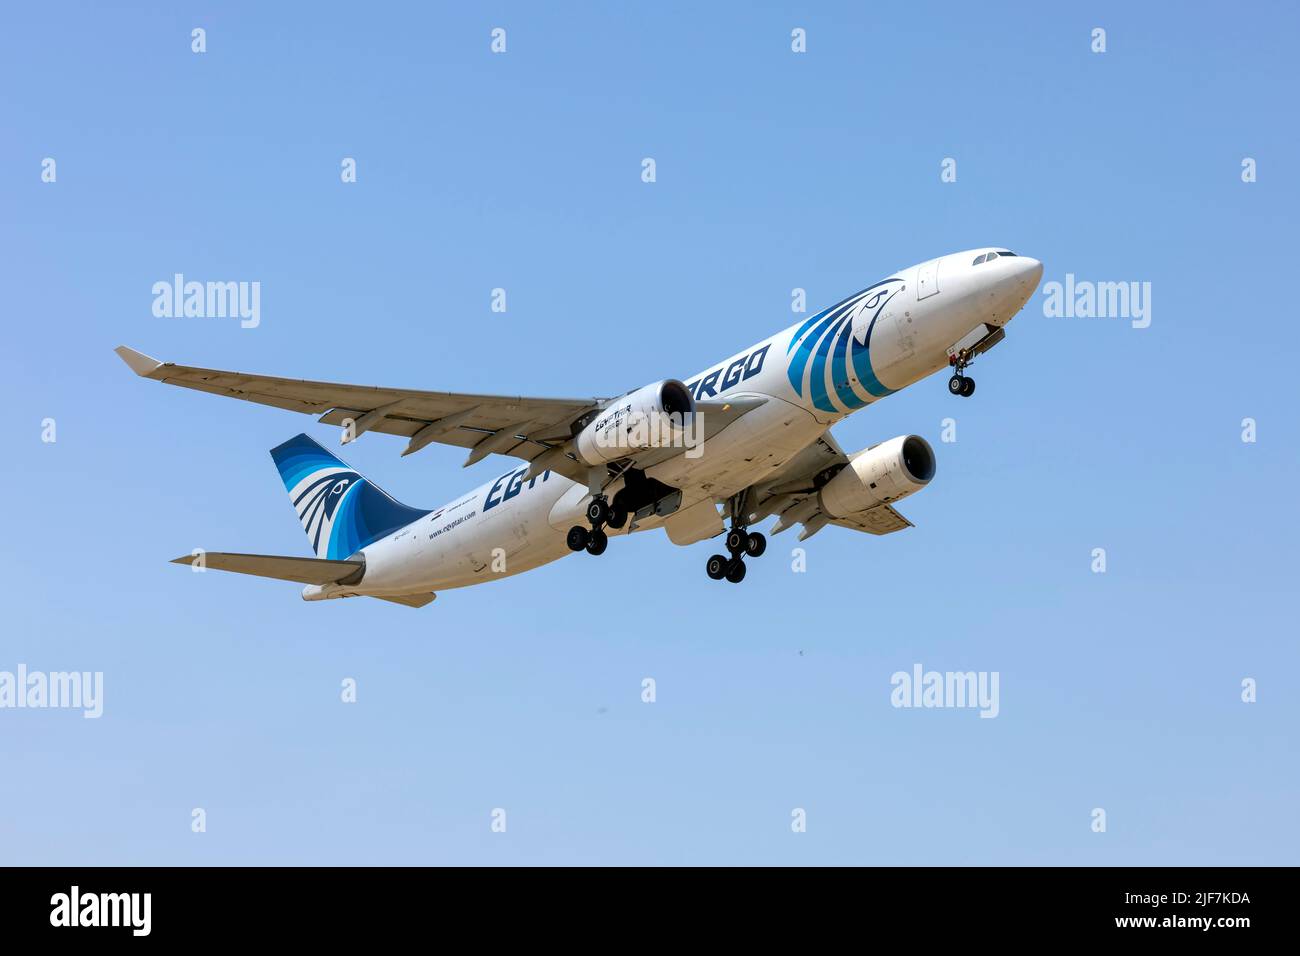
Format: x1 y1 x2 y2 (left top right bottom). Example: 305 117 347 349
117 346 774 485
746 432 914 541
116 346 605 481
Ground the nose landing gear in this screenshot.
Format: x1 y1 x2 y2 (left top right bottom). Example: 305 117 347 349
947 352 976 398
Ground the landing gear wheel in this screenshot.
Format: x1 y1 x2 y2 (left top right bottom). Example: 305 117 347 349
706 554 729 580
725 528 748 554
960 376 975 397
585 528 608 555
724 559 747 583
605 507 627 530
744 531 767 558
948 374 966 395
566 526 590 552
586 498 610 526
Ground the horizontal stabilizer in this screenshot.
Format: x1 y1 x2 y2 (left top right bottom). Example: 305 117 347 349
170 551 363 585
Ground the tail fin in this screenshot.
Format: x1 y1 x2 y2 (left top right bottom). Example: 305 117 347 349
270 434 429 559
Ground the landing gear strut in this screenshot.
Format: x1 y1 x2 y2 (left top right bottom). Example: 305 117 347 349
705 492 766 583
570 480 626 557
569 496 609 554
947 352 976 398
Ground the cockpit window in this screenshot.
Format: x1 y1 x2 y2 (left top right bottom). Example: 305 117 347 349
972 254 988 265
997 251 1017 257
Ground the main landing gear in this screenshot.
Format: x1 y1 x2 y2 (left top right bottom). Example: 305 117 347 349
705 492 766 584
947 352 976 397
567 493 628 557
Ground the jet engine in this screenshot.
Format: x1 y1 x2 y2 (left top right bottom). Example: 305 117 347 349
574 379 695 466
817 435 936 517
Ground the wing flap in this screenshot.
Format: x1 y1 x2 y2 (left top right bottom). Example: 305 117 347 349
374 592 437 608
317 408 440 440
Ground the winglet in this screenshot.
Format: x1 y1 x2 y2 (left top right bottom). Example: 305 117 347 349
114 345 164 377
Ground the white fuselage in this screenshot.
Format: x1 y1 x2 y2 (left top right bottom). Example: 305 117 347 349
310 249 1042 600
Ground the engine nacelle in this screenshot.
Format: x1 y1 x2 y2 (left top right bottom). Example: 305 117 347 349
575 379 695 466
817 435 936 517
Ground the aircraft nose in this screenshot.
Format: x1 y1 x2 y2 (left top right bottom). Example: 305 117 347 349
984 254 1043 326
1016 256 1044 291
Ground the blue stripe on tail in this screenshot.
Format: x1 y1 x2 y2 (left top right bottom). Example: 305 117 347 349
269 434 430 559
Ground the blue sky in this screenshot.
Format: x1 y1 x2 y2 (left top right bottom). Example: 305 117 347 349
1 1 1296 865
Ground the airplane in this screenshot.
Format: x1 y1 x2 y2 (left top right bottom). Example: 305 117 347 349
116 247 1042 607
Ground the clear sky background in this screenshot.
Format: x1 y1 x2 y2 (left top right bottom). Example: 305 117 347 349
1 1 1296 865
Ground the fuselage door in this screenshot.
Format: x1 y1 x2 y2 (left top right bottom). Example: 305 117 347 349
917 260 940 300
